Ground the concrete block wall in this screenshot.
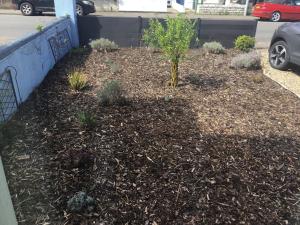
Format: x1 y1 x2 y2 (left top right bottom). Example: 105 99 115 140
197 4 245 15
0 17 73 105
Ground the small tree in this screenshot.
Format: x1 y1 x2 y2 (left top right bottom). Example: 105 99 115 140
143 15 196 88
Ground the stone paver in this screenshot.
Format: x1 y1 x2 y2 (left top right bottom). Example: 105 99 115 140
261 50 300 98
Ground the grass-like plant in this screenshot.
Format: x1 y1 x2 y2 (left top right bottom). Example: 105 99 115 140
203 41 225 54
143 15 196 88
77 112 96 128
36 24 44 32
234 35 255 52
68 71 87 91
230 51 261 70
89 38 118 52
97 80 126 106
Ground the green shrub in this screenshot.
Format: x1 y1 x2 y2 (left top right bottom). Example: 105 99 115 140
203 41 225 54
97 80 126 106
230 51 261 70
89 38 118 52
234 35 255 52
77 112 96 128
143 15 196 88
68 71 87 91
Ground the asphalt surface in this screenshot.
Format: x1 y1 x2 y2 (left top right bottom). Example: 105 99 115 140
255 21 285 48
0 12 56 46
0 9 288 49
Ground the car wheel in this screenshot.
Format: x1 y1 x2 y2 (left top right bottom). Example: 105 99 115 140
269 41 290 70
271 11 281 22
20 2 34 16
76 4 84 16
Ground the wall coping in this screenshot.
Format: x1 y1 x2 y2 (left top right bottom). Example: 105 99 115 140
0 17 69 61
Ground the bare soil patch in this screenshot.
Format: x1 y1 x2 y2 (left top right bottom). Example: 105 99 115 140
2 48 300 225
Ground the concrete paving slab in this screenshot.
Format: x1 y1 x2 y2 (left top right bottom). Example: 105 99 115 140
261 50 300 98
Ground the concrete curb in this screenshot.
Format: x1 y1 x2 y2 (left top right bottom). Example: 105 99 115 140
0 157 18 225
0 9 19 15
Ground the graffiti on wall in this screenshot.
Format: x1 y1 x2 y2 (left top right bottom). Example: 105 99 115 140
48 29 72 62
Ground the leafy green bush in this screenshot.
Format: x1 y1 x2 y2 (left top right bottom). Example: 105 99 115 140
89 38 118 52
230 51 261 70
234 35 255 52
97 80 126 106
77 112 96 128
68 71 87 91
203 41 225 54
143 15 196 88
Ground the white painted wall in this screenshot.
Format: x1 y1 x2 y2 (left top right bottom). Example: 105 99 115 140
118 0 167 12
184 0 194 9
172 0 185 12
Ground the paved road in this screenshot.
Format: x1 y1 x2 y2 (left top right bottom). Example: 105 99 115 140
255 21 285 49
0 13 55 45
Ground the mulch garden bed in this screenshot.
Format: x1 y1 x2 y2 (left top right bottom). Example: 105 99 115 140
1 48 300 225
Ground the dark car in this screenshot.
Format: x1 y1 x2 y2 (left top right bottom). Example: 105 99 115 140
269 22 300 70
12 0 96 16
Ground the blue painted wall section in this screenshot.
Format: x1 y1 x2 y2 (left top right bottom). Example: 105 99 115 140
0 18 73 106
54 0 79 47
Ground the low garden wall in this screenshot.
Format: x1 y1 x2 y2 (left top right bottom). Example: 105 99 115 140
197 4 245 15
78 16 258 48
0 17 74 123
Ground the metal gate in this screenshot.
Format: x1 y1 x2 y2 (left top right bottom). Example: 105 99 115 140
0 69 18 123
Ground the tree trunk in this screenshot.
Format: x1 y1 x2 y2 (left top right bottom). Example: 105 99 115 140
170 60 179 88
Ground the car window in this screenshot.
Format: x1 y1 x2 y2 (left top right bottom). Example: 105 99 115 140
295 0 300 5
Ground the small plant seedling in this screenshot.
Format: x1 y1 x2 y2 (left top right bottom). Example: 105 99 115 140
36 24 44 32
252 74 264 83
77 112 96 128
104 59 121 74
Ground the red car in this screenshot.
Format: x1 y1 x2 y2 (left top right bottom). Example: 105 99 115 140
252 0 300 22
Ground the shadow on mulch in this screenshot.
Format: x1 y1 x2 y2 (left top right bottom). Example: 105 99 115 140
7 90 298 225
183 73 226 90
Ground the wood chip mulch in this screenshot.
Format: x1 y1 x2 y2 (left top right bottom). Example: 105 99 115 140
1 48 300 225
